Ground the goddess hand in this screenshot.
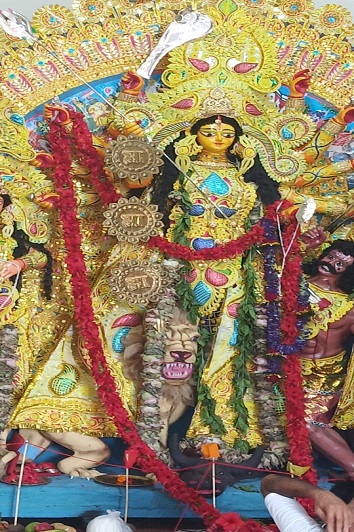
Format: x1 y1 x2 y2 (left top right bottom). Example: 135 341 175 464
121 71 144 96
301 226 328 248
0 259 25 281
289 69 311 98
32 152 54 169
122 120 145 137
35 192 60 209
44 103 72 126
333 105 354 125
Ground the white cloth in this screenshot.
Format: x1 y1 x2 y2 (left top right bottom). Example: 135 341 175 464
264 493 322 532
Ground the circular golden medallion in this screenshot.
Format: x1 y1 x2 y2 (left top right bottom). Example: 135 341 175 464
103 197 163 243
109 260 170 306
105 135 164 185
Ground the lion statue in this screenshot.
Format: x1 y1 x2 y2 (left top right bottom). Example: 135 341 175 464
1 306 199 479
122 306 199 449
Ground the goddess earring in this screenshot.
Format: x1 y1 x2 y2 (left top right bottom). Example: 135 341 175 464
174 133 203 175
233 135 257 175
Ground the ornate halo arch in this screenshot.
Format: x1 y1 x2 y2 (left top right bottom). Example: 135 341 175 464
0 0 352 118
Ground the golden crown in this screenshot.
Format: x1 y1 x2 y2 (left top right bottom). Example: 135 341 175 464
195 88 237 121
0 0 353 118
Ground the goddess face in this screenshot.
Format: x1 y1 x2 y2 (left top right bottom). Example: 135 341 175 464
196 118 236 155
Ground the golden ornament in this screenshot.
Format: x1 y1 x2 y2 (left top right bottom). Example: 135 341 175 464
103 197 163 243
109 259 171 306
105 135 164 185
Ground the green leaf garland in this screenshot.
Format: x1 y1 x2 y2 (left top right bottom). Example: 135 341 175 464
230 246 258 451
195 324 227 436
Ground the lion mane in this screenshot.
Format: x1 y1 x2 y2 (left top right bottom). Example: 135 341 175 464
122 306 198 427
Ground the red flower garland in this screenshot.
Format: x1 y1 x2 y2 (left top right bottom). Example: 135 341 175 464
148 224 265 260
68 109 120 205
266 212 317 509
282 354 317 514
147 202 292 262
47 120 233 529
207 515 276 532
47 108 317 529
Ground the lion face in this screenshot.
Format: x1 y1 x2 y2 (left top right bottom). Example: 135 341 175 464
162 308 199 385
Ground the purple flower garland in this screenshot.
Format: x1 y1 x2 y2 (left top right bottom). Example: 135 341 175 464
262 219 310 355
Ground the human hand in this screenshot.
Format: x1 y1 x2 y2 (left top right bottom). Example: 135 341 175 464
289 69 311 98
333 105 354 126
314 490 351 532
121 71 144 96
0 259 24 281
301 226 328 249
32 152 54 169
35 191 60 209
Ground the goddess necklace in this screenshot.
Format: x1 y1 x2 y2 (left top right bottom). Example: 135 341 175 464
194 151 234 168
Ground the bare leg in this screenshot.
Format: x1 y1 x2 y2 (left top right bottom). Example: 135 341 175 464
0 430 16 477
20 428 52 454
42 431 110 478
308 424 354 479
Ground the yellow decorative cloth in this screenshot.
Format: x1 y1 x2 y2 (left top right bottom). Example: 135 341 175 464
187 357 262 448
301 282 354 429
301 351 348 427
10 207 148 436
306 282 354 338
332 347 354 429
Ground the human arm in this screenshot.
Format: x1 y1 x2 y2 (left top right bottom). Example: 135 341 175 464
281 185 349 217
293 160 354 188
261 474 351 532
118 71 146 137
106 71 145 138
261 474 320 498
